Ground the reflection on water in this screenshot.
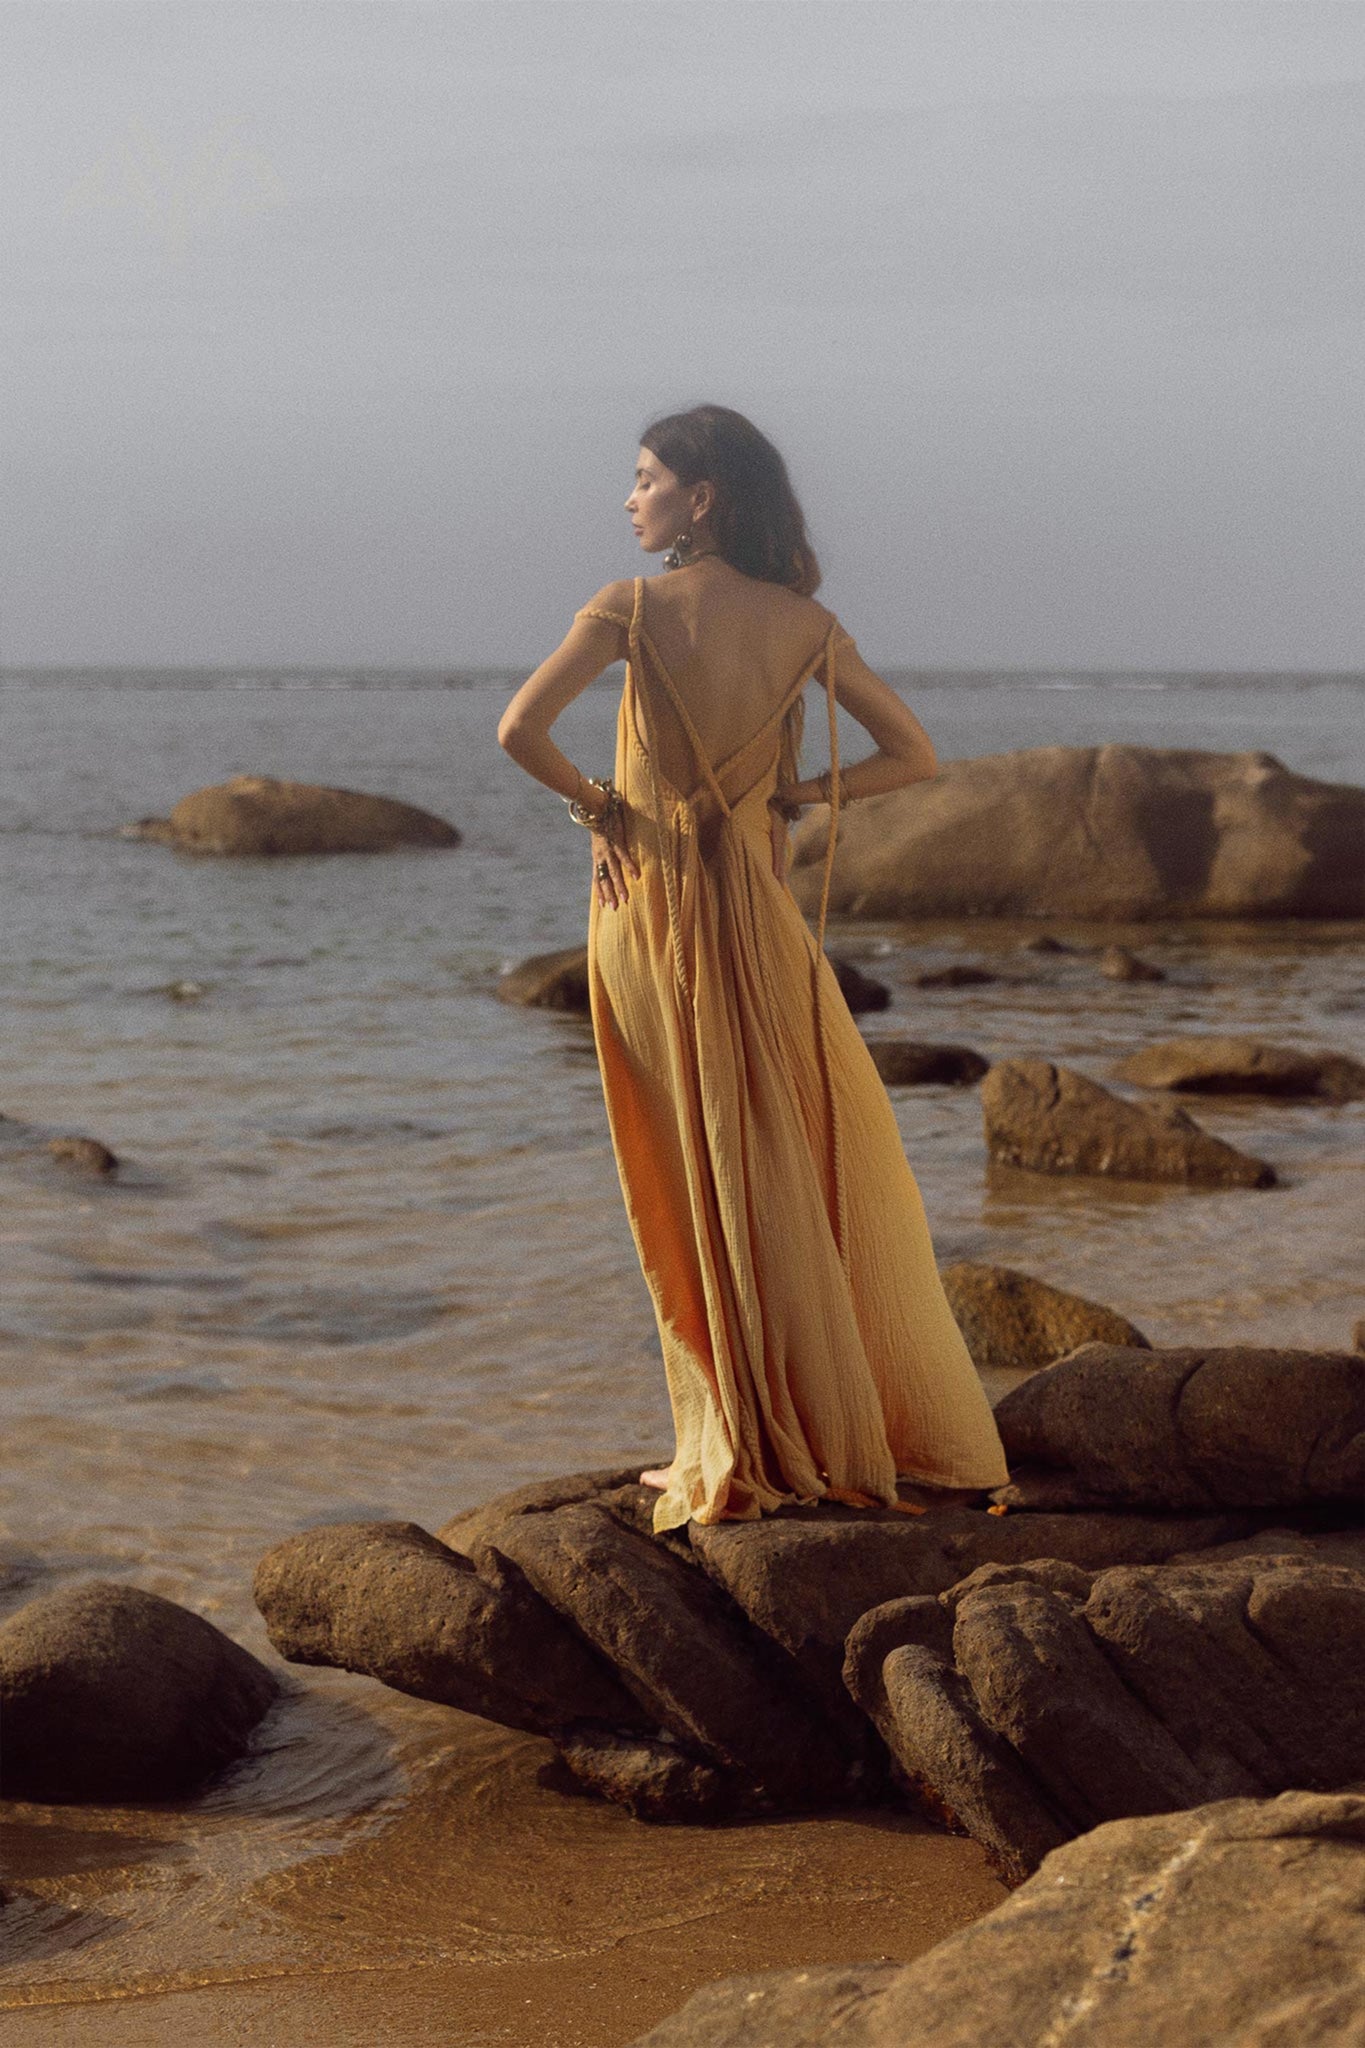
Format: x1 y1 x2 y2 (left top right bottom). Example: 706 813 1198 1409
1 670 1361 2013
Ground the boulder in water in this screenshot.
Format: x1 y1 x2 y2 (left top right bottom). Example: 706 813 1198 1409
47 1135 119 1176
497 944 592 1011
787 744 1365 920
939 1261 1148 1373
981 1058 1276 1187
867 1041 989 1087
496 946 887 1015
1114 1035 1365 1102
0 1580 279 1801
124 776 461 856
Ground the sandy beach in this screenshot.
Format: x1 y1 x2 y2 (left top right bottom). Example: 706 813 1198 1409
3 1699 1005 2046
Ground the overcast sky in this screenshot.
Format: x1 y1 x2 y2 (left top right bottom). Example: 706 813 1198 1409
4 1 1363 670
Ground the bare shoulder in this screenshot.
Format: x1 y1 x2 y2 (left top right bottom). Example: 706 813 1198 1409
575 578 636 625
789 590 855 649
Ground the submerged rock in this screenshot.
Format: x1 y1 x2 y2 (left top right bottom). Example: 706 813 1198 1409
992 1343 1365 1512
0 1581 278 1801
844 1554 1365 1881
496 944 592 1011
914 964 1000 989
1114 1035 1365 1101
939 1261 1148 1374
46 1135 119 1176
787 744 1365 920
828 955 890 1012
981 1058 1276 1187
1099 944 1166 983
496 947 887 1016
867 1041 989 1087
629 1790 1365 2044
124 776 460 856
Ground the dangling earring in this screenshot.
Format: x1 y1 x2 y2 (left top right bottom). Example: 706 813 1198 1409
662 527 693 571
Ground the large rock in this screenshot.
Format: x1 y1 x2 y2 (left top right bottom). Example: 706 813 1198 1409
939 1261 1148 1374
0 1581 279 1801
1114 1035 1365 1102
123 776 461 856
787 744 1365 920
487 1501 850 1809
844 1554 1365 1883
253 1518 645 1737
981 1059 1276 1186
628 1790 1365 2045
688 1501 1257 1737
993 1343 1365 1511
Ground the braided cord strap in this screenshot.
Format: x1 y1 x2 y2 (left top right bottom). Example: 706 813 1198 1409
628 578 695 1009
811 622 849 1277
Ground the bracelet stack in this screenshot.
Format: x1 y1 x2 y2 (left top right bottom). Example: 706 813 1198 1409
817 767 855 808
564 774 623 843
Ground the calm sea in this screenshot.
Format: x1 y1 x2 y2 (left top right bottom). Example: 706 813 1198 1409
1 662 1362 2012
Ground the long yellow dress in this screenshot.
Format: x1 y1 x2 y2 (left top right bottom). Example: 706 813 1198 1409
577 571 1008 1535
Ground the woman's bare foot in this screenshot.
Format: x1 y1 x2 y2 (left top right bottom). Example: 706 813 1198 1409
639 1466 673 1490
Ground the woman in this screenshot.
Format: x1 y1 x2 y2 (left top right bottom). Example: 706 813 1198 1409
498 404 1008 1533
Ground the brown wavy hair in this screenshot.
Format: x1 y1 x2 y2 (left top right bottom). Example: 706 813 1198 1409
638 403 822 596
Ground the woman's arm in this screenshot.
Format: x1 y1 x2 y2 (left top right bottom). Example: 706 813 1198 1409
496 608 626 811
781 635 938 808
768 634 937 881
497 596 641 910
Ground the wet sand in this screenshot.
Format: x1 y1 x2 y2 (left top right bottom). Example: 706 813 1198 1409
2 1705 1006 2046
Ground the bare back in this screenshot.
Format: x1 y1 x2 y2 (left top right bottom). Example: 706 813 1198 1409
593 561 848 805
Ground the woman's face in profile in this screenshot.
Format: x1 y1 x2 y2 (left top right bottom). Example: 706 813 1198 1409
625 446 694 555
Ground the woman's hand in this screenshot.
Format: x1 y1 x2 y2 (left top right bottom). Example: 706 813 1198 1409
593 824 641 910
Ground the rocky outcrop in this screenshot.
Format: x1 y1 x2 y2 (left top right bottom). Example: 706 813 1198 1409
866 1041 989 1087
123 776 461 856
844 1553 1365 1882
496 947 888 1015
981 1059 1276 1187
1114 1035 1365 1102
787 744 1365 920
0 1581 279 1801
256 1471 1257 1820
253 1349 1362 1827
686 1505 1248 1749
258 1481 854 1821
628 1790 1365 2044
992 1343 1365 1512
252 1517 646 1739
939 1262 1148 1374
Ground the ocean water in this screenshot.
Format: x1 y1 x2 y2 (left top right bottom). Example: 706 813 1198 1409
1 660 1362 2022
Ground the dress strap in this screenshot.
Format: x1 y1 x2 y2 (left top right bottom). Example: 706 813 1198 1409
628 577 695 1007
813 620 841 955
